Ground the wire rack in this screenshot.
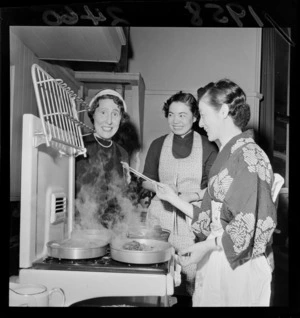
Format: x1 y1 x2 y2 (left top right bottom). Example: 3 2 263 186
31 63 94 157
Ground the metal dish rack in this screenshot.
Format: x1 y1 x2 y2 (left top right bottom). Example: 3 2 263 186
31 63 94 157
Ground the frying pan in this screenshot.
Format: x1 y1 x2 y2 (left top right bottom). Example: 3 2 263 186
46 229 111 259
46 239 108 259
110 237 173 264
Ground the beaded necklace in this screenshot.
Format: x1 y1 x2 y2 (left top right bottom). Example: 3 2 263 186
94 134 112 148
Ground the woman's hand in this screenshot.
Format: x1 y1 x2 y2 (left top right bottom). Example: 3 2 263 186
178 192 192 203
154 182 195 219
178 240 215 266
120 161 131 184
155 183 178 202
178 189 206 203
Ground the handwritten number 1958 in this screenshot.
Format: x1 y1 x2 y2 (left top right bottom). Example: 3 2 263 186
184 2 293 46
185 2 260 27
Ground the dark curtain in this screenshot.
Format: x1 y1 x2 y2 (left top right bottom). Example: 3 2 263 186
259 28 276 162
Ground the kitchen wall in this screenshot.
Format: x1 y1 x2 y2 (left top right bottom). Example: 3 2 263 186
9 27 262 197
127 27 262 170
10 29 82 200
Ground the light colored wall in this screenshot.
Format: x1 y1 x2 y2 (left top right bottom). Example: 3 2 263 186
10 31 43 200
10 27 262 197
128 27 262 170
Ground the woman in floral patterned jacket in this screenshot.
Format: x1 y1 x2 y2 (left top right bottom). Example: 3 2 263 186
155 79 276 306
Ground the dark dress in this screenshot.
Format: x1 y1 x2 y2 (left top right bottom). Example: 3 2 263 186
75 134 129 229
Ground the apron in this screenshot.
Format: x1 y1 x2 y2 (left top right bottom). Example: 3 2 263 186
192 200 272 307
146 132 203 296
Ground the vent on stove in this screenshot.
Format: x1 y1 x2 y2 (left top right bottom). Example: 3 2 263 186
50 192 67 224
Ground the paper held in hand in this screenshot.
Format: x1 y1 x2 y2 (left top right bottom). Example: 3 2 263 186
120 161 157 185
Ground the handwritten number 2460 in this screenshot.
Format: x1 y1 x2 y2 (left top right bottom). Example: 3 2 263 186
42 5 129 26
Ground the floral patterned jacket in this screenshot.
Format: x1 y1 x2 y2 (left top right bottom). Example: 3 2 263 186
191 130 277 269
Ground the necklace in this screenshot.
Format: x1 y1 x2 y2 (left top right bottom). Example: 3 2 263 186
94 135 113 148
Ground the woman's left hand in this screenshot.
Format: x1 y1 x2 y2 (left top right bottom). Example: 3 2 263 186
155 183 178 202
121 161 131 184
178 240 214 266
178 192 189 202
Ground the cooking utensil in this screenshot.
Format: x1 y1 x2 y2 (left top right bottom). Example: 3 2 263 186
47 239 108 259
173 174 178 235
110 238 173 264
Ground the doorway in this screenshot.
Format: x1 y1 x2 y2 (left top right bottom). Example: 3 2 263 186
259 27 292 307
259 27 290 187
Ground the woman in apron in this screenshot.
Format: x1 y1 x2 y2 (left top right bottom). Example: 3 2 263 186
155 79 277 306
142 91 218 301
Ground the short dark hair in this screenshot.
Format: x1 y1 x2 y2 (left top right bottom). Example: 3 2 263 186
88 94 129 125
200 79 251 130
162 91 199 119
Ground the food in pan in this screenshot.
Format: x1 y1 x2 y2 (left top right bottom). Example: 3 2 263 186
122 240 154 251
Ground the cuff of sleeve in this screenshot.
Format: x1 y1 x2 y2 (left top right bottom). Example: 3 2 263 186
195 192 201 201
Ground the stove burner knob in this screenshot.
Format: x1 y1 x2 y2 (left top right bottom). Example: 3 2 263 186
44 257 54 264
101 256 111 264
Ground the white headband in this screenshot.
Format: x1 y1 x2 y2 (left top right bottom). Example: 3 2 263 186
88 89 127 112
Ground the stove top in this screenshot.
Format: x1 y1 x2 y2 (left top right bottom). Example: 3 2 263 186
32 252 170 274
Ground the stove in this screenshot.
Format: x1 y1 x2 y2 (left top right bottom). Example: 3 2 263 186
32 252 170 275
19 252 176 306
